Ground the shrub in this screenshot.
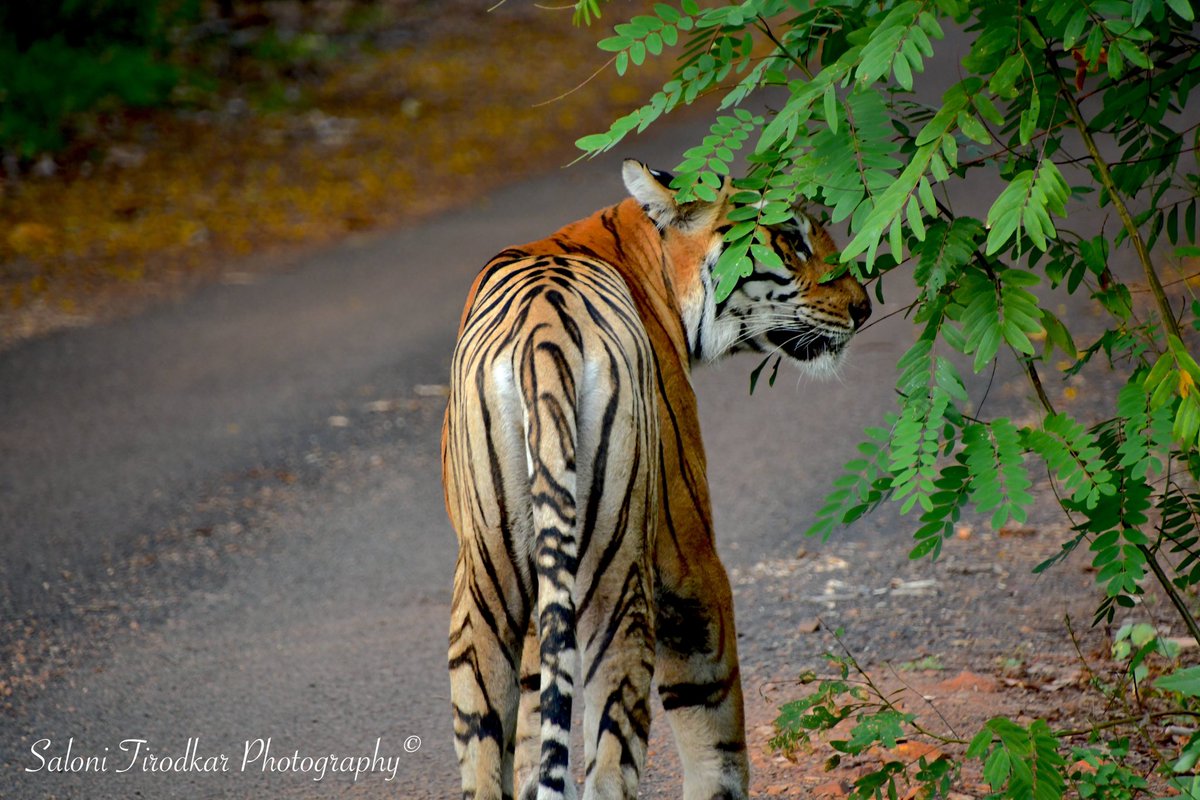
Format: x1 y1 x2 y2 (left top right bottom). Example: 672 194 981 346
0 0 197 157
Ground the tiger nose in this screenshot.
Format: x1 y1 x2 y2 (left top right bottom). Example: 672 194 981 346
849 297 872 329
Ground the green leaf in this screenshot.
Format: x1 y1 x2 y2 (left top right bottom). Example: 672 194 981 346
957 110 991 144
1166 0 1196 21
985 160 1066 255
974 94 1004 126
598 35 629 52
989 54 1024 99
629 39 646 65
653 3 680 23
915 218 982 301
840 138 939 265
1022 413 1115 510
575 132 612 152
985 171 1033 255
713 234 752 301
1063 9 1087 48
894 50 913 90
984 746 1012 789
963 419 1032 529
1019 89 1040 146
1157 666 1200 696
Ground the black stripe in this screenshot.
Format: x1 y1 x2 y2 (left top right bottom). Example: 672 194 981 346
472 356 528 632
584 562 652 685
550 233 607 264
600 207 628 262
743 268 794 286
652 350 714 542
576 338 621 564
578 429 643 621
658 671 737 711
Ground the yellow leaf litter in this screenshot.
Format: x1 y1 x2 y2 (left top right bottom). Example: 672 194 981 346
0 11 672 346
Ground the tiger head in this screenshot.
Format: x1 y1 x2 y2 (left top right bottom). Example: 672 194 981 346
622 159 871 375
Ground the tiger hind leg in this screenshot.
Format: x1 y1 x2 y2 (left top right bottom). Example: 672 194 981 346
575 380 658 799
655 556 750 800
449 547 528 800
578 557 655 800
514 621 541 800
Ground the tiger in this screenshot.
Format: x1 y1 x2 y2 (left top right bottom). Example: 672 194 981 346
442 159 871 800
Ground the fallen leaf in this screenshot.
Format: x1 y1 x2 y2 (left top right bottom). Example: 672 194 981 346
997 526 1037 538
891 741 946 763
935 670 999 694
7 222 56 255
1031 665 1081 692
1069 758 1098 775
813 780 851 799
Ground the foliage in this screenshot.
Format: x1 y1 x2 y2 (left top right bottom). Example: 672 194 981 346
0 0 199 156
574 0 1200 794
0 38 181 156
770 650 957 800
771 631 1194 800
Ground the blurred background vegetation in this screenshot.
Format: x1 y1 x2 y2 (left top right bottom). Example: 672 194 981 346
0 0 473 161
0 0 192 158
0 1 670 345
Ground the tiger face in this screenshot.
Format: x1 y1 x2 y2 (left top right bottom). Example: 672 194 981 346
622 160 871 375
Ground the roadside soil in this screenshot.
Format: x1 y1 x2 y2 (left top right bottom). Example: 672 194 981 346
729 525 1188 800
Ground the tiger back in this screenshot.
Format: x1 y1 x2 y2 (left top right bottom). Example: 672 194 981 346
443 160 871 800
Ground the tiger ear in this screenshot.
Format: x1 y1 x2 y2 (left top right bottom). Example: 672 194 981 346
622 159 683 228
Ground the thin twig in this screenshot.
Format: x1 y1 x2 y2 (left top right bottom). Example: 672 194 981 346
1142 543 1200 645
826 625 969 745
534 55 618 107
883 661 963 741
755 15 812 80
1024 356 1058 416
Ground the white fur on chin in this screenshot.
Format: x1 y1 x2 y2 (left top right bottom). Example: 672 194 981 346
796 349 845 380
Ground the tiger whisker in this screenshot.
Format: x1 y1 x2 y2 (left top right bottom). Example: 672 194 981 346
724 314 845 349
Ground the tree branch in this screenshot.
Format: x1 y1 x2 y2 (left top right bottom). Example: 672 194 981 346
1048 50 1183 342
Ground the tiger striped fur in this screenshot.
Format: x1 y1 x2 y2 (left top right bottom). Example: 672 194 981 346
443 160 870 800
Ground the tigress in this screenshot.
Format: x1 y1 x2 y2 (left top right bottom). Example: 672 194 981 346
442 159 870 800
